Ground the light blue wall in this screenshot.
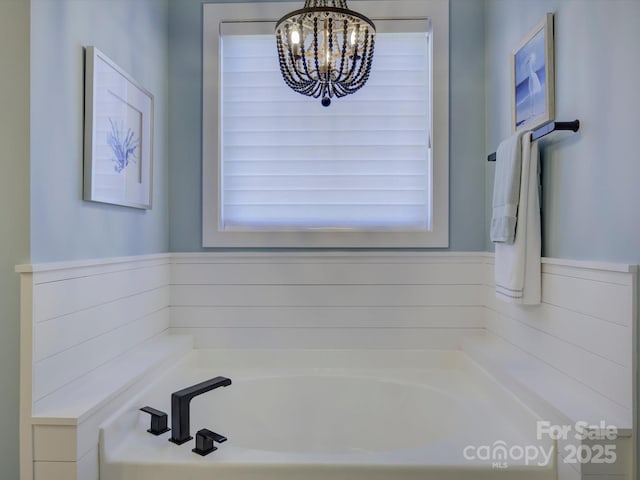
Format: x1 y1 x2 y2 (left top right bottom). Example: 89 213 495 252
168 0 487 252
0 1 169 477
485 3 640 471
30 0 170 262
485 0 640 263
0 1 30 477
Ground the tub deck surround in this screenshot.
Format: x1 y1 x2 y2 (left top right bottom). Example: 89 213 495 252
100 349 555 480
463 335 635 479
17 252 637 480
463 335 632 437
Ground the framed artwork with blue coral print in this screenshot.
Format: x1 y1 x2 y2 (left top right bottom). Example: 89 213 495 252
84 46 153 209
511 13 555 132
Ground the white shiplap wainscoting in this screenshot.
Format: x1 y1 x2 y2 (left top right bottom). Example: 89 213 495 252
17 254 191 480
169 252 486 349
471 256 637 480
17 252 637 480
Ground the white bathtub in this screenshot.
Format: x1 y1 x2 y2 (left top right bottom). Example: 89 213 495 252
100 349 556 480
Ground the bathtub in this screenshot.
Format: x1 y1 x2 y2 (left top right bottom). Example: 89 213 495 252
100 349 555 480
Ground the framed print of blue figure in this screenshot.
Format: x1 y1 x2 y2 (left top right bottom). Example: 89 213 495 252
511 13 555 132
84 46 154 209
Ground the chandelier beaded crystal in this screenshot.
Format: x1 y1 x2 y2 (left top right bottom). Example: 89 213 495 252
275 0 376 107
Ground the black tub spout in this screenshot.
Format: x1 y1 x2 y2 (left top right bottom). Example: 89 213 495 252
168 376 231 445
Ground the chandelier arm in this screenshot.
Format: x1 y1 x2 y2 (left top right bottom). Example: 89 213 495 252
353 38 375 87
277 25 326 95
277 29 326 94
352 30 373 86
276 32 302 83
286 49 314 88
294 20 316 82
282 50 304 86
348 31 371 83
277 36 311 91
341 32 364 82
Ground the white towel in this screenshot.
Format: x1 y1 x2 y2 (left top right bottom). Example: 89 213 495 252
494 132 541 305
490 131 527 243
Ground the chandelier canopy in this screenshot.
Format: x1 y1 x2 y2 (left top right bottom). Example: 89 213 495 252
275 0 376 107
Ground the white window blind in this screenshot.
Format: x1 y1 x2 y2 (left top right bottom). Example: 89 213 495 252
220 24 431 231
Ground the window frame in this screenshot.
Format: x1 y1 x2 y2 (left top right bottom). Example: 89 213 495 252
202 0 449 248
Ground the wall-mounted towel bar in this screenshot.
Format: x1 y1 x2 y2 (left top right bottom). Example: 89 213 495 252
487 120 580 162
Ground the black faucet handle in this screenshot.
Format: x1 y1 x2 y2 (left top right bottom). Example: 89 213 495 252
192 429 227 456
207 430 227 443
140 406 170 435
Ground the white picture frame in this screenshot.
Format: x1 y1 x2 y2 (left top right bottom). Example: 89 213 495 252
511 13 555 132
83 46 154 209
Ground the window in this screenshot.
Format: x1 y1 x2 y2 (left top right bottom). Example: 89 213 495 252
203 1 449 247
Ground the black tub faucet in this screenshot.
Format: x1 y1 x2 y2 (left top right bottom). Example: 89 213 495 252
168 376 232 445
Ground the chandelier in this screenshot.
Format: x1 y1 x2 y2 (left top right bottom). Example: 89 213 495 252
275 0 376 107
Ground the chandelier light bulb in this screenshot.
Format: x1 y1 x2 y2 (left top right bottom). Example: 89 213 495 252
290 29 300 45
